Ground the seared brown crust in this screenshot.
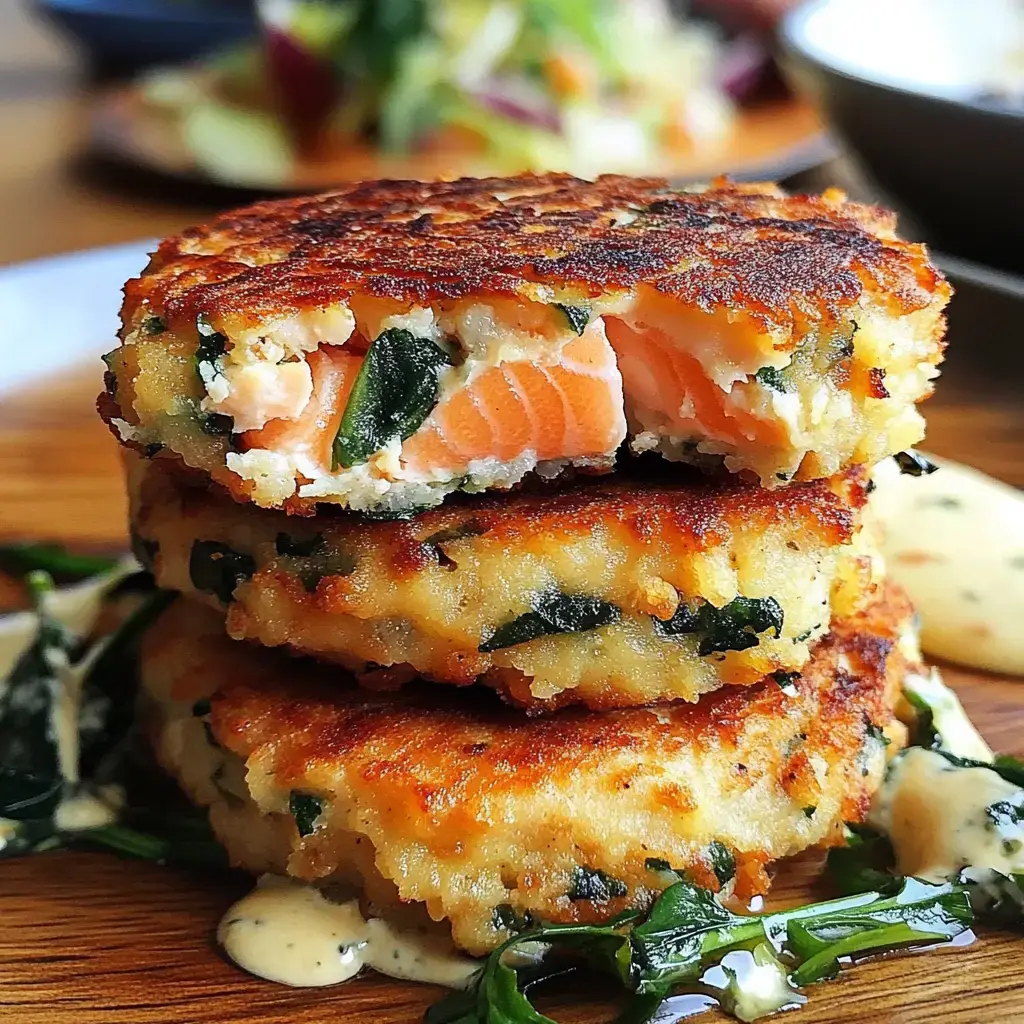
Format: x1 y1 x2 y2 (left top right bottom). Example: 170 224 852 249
211 584 907 814
162 578 911 950
153 449 868 556
123 174 948 336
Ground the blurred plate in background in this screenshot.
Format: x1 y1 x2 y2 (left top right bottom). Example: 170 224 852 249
90 83 830 191
782 0 1024 273
33 0 256 75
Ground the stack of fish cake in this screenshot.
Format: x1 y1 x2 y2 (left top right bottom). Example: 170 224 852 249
100 174 949 956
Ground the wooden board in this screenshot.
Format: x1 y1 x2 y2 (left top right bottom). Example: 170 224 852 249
0 358 1022 1023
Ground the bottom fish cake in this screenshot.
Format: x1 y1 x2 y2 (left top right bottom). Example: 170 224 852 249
142 584 914 956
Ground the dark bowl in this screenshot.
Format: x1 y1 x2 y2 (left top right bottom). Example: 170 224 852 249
781 0 1024 273
34 0 257 75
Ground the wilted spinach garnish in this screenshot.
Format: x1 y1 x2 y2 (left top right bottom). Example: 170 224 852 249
0 568 177 859
893 450 938 477
930 749 1024 788
426 877 971 1024
0 543 118 584
333 328 452 469
754 367 790 392
188 541 256 604
828 823 1024 928
553 303 592 335
706 841 736 886
275 532 326 558
654 596 784 657
568 866 628 902
289 792 323 837
143 315 166 335
479 591 621 653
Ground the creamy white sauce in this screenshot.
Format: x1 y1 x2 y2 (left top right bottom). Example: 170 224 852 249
53 786 123 832
218 876 479 990
868 747 1024 882
703 944 806 1022
0 560 136 683
902 667 993 761
871 455 1024 675
0 560 137 824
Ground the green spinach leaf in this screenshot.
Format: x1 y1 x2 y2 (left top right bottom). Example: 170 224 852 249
333 328 452 469
655 596 784 656
480 591 621 653
0 544 118 584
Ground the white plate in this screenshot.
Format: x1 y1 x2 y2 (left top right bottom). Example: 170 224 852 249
0 240 156 397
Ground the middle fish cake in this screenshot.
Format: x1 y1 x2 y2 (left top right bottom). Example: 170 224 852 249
130 451 879 710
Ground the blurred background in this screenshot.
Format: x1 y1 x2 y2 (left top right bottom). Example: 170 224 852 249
0 0 1020 552
3 0 1024 267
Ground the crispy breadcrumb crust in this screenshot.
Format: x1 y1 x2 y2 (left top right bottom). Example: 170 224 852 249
122 175 946 332
142 584 912 954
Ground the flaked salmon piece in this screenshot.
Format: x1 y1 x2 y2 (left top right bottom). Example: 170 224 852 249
604 315 788 453
239 322 625 489
400 324 625 478
241 347 361 475
103 173 949 511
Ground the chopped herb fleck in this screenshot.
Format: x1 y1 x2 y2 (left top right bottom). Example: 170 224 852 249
568 865 627 902
553 303 591 335
491 904 535 933
289 792 323 837
754 366 789 392
893 451 938 477
188 541 256 604
865 721 891 747
200 413 234 436
275 533 326 558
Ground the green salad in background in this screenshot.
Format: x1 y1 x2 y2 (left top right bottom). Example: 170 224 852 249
140 0 739 185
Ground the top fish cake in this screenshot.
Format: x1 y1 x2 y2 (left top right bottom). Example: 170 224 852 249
101 173 949 513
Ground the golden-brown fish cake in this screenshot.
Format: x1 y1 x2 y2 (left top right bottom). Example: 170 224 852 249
142 585 913 955
101 174 948 513
129 451 882 710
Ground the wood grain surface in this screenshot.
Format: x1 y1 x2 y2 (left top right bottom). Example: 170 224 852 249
0 5 1021 1014
0 341 1022 1022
